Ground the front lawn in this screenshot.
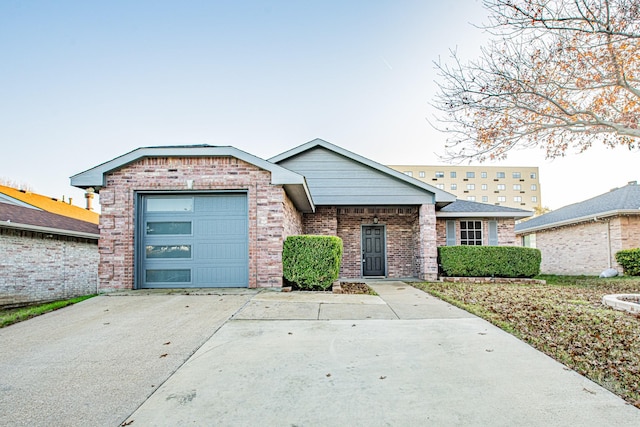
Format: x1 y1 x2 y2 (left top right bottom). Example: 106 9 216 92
1 294 96 328
414 276 640 408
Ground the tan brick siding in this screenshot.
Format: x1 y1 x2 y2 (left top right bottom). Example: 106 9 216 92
0 228 98 307
524 215 640 275
416 204 438 280
98 156 293 290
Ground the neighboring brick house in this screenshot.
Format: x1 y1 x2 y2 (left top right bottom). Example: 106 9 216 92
71 139 531 291
0 198 99 307
516 181 640 275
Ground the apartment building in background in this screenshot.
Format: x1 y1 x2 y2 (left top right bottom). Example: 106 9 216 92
388 165 541 211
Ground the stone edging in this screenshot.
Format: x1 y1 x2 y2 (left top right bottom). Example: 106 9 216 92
602 294 640 314
441 277 547 285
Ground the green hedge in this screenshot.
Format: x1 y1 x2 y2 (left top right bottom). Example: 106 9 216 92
439 246 541 278
283 235 343 290
615 248 640 276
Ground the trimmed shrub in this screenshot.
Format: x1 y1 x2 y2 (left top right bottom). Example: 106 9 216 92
615 248 640 276
283 235 343 290
439 246 541 278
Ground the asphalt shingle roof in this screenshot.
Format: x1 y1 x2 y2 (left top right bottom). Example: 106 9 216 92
0 202 99 237
515 181 640 233
439 199 532 214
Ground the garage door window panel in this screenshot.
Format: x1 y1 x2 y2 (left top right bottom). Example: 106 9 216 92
146 245 192 259
146 197 194 212
146 222 192 235
146 269 191 283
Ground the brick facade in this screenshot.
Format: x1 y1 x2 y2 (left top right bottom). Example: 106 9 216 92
0 228 98 307
417 204 438 281
302 205 437 280
436 218 519 247
523 215 640 275
98 156 299 291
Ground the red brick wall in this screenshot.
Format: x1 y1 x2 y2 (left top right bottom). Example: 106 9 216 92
0 228 98 307
98 156 293 290
303 206 337 235
304 206 425 279
436 218 518 246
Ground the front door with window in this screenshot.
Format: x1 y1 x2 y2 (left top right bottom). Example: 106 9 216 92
362 225 385 276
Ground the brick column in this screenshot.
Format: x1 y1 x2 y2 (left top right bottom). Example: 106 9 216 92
417 204 438 281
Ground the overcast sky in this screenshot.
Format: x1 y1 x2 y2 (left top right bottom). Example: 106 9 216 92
1 0 637 211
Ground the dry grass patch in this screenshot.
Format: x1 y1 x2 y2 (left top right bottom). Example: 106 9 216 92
414 276 640 408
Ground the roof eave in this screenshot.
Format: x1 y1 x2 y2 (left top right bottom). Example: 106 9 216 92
437 211 533 219
71 146 308 189
0 220 99 239
282 183 315 213
516 209 640 234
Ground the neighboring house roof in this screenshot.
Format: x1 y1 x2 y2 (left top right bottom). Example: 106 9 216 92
437 199 533 218
0 202 99 239
70 145 315 213
0 185 99 224
269 138 457 208
516 181 640 234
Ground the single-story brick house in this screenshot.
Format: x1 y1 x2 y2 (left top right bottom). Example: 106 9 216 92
71 139 531 291
516 181 640 275
0 197 99 307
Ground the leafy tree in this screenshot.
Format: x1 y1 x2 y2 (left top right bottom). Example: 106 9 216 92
432 0 640 161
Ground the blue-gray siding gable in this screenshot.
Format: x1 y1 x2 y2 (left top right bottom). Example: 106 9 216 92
276 147 435 205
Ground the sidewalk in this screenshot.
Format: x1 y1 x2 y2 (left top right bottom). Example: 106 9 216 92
124 282 640 426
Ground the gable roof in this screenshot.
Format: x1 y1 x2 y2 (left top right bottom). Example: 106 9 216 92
437 199 533 218
0 185 99 224
269 138 457 207
0 202 99 239
516 181 640 234
70 145 315 213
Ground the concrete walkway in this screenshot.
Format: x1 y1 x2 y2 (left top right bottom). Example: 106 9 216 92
2 282 639 426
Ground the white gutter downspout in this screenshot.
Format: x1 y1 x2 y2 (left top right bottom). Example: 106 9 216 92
607 220 612 268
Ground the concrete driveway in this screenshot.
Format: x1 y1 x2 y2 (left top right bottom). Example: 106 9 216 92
2 282 640 426
0 290 255 427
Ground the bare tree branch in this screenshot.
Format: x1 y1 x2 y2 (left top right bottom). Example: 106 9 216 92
432 0 640 161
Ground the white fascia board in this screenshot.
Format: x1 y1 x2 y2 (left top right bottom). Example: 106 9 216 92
515 209 640 234
437 211 533 219
0 220 99 240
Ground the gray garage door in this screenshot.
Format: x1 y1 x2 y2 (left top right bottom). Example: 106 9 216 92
139 193 248 288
